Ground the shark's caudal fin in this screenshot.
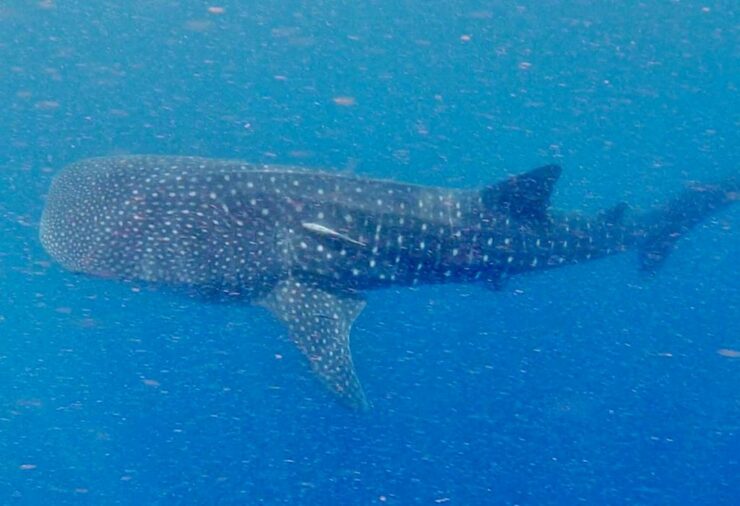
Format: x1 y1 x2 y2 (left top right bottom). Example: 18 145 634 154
258 278 369 410
638 176 738 274
481 164 562 222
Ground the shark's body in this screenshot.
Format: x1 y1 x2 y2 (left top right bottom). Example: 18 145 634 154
40 156 737 409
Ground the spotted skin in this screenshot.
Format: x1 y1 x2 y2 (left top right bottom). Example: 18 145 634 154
40 156 738 409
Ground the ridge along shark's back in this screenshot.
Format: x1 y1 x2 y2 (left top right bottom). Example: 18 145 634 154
40 156 738 410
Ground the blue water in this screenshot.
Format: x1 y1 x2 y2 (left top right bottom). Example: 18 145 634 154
1 1 738 504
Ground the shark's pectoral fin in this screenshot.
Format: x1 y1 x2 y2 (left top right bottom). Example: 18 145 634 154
258 279 369 410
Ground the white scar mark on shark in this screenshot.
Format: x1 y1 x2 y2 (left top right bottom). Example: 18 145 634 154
301 222 367 247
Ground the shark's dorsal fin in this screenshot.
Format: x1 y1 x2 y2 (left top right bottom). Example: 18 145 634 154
258 278 369 410
482 164 562 221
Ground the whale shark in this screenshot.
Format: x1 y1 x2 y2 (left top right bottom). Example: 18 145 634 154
39 156 737 409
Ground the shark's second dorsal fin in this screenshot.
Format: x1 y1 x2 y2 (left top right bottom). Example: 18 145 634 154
258 278 369 410
599 202 629 226
482 164 562 222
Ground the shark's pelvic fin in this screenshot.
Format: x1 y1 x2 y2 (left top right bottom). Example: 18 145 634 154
481 164 562 222
259 279 369 410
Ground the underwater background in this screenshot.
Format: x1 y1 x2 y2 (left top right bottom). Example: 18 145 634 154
0 1 738 504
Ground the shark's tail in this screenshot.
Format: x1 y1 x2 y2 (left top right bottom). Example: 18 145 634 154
637 175 738 274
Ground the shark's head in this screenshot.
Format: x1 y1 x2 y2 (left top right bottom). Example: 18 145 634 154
40 156 285 289
40 159 120 276
40 157 215 282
